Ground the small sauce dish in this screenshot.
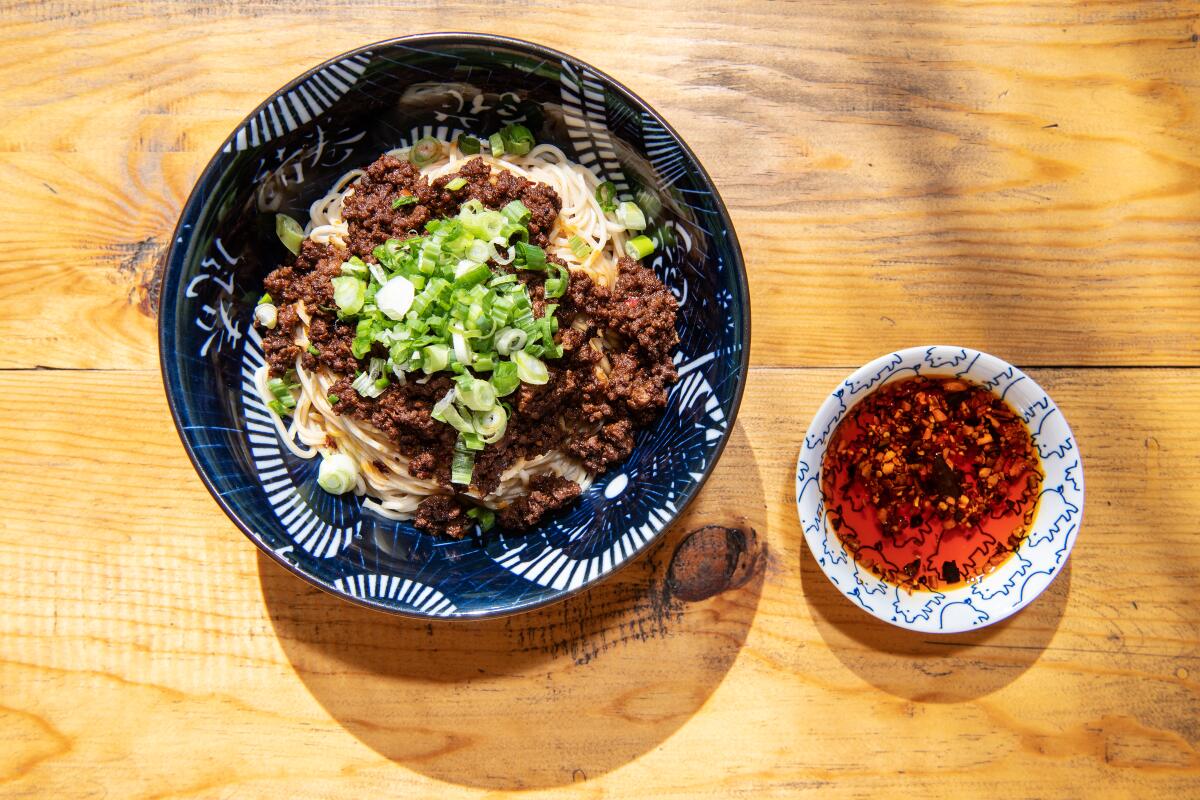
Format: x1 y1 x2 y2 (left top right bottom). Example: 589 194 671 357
796 346 1084 633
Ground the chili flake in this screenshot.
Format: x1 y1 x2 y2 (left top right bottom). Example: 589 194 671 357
820 375 1043 591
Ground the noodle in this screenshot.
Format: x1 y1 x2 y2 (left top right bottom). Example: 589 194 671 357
257 139 614 518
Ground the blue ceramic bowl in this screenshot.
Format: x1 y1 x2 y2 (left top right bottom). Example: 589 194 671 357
160 34 749 618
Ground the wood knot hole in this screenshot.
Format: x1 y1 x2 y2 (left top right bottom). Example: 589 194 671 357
666 525 763 602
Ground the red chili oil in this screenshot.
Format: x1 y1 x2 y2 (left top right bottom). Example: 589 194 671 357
820 375 1043 592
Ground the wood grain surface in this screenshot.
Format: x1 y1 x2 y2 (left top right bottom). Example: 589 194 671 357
1 1 1198 798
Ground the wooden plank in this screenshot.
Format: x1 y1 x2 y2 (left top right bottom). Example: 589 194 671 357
1 367 1196 798
1 2 1198 369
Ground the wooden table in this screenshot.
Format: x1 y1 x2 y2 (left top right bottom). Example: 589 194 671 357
3 2 1198 797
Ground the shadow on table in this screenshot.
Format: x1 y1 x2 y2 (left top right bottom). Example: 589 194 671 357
800 542 1070 702
260 422 766 791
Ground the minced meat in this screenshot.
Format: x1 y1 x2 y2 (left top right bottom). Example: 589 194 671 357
255 153 678 535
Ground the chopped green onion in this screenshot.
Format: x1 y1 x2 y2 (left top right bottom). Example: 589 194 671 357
467 506 495 532
422 343 450 374
502 200 531 225
491 361 520 397
457 134 481 155
451 438 475 485
254 302 278 329
625 235 656 260
454 261 492 288
392 194 418 209
488 132 505 156
331 275 366 316
267 377 297 409
492 244 516 266
544 264 569 299
375 275 415 320
513 350 549 385
488 274 518 287
500 123 534 155
351 316 377 359
431 388 475 433
351 369 386 399
514 241 546 270
595 181 617 213
327 394 340 405
616 201 646 230
445 177 468 191
307 344 320 356
494 327 528 356
373 377 390 391
258 293 273 305
474 405 508 443
409 136 444 168
455 375 497 411
567 235 592 260
317 453 357 494
341 256 368 276
275 214 305 255
267 399 290 417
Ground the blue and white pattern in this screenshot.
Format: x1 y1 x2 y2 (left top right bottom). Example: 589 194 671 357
239 329 362 559
795 346 1084 634
332 574 458 616
223 53 371 153
159 35 749 618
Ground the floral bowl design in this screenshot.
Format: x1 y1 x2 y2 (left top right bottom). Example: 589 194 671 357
159 34 748 618
796 346 1083 633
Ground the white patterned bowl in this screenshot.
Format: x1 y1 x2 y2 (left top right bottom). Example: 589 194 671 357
795 346 1084 633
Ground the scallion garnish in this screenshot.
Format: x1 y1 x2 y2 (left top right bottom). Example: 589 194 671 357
266 375 299 416
275 214 305 255
567 235 592 260
314 173 579 460
317 453 357 494
514 241 546 270
467 506 496 532
327 394 339 405
258 293 273 305
513 350 549 385
625 235 656 260
307 344 320 356
331 275 366 316
543 264 569 299
616 201 646 231
409 136 444 168
502 200 531 225
445 177 468 192
254 302 278 329
392 195 418 209
451 438 476 485
595 181 617 213
457 134 481 155
499 123 534 156
488 132 505 157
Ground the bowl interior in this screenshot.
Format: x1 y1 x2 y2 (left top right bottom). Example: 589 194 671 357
795 346 1083 633
160 35 748 618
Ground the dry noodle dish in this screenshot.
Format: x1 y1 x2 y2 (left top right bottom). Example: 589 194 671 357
253 126 679 537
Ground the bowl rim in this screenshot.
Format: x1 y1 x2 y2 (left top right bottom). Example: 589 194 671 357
158 32 751 619
795 345 1084 633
